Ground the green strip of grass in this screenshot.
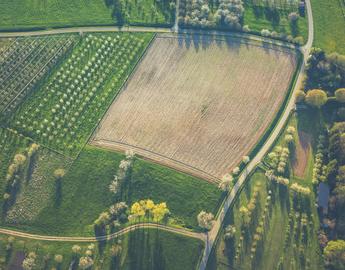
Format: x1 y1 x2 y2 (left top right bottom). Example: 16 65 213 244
0 0 174 30
0 228 203 270
311 0 345 54
7 145 222 236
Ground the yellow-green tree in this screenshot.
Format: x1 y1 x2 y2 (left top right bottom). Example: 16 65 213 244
335 88 345 103
305 89 327 108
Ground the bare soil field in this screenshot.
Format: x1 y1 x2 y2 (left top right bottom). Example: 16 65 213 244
292 131 312 178
93 34 297 183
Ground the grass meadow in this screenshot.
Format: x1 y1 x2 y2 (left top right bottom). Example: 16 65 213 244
311 0 345 54
3 145 222 236
206 168 324 270
0 0 175 30
0 229 203 270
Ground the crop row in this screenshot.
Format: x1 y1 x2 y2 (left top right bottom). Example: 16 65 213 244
11 33 151 156
0 35 77 115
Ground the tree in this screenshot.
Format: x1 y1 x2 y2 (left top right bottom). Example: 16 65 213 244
305 89 327 108
224 225 236 240
110 244 122 257
215 0 244 29
242 156 250 164
295 90 306 103
288 12 299 23
54 168 65 180
54 254 63 264
197 211 214 231
335 88 345 103
22 252 36 270
72 245 81 255
79 256 94 269
94 212 110 227
218 174 233 191
324 240 345 270
152 202 170 222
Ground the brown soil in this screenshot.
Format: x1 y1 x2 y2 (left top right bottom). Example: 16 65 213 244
93 34 297 181
293 131 312 178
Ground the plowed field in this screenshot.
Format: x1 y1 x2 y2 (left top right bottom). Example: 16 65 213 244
93 34 297 183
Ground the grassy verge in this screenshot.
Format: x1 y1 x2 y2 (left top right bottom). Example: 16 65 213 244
4 145 222 236
0 228 203 270
0 0 174 31
311 0 345 54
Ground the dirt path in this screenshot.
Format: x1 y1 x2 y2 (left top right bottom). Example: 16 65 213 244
0 223 205 242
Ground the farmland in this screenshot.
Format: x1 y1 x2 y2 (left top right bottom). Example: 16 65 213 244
0 35 76 116
3 145 222 236
93 34 298 181
10 33 153 157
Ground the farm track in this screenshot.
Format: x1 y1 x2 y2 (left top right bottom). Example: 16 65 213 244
0 223 204 242
199 0 314 268
0 0 313 263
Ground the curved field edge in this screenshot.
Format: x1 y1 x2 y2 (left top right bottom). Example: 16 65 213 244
1 145 223 236
93 34 300 180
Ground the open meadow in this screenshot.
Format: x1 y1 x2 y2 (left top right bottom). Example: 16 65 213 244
0 0 175 30
93 33 298 182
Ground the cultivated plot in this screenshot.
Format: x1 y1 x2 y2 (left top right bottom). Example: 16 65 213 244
93 34 298 182
0 35 76 115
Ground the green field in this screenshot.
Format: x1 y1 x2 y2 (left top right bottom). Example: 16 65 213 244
0 229 203 270
311 0 345 54
0 0 175 30
206 168 324 270
243 1 308 42
9 33 153 157
3 145 222 236
206 109 325 270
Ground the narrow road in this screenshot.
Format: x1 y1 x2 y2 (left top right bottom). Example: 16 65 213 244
0 0 314 262
198 0 314 269
0 223 204 243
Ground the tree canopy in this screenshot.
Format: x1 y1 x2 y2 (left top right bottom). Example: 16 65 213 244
305 89 327 108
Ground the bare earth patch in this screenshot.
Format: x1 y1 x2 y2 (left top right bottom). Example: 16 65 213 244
293 131 312 178
93 34 297 183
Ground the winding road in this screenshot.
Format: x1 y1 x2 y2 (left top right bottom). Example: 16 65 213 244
198 0 314 269
0 0 314 268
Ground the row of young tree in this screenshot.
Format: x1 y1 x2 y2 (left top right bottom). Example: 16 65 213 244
296 48 345 269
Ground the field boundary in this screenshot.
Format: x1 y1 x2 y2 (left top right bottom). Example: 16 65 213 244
91 140 220 183
84 33 157 158
211 50 303 222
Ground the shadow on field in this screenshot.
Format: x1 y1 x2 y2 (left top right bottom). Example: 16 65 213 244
176 32 247 54
175 31 292 57
126 228 166 270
